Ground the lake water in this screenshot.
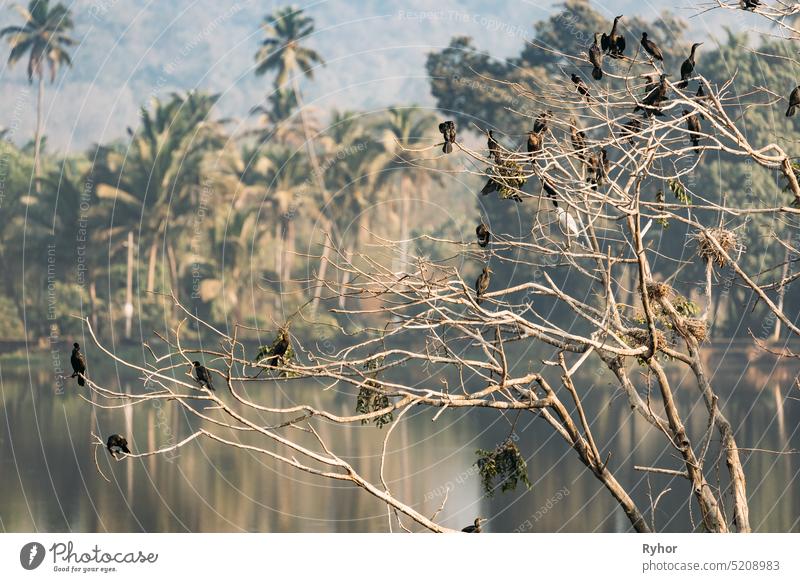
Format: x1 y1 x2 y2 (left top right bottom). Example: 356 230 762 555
1 344 798 532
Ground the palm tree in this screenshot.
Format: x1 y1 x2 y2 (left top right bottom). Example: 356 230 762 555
255 6 330 291
249 88 309 146
90 92 227 295
375 107 439 270
1 0 75 189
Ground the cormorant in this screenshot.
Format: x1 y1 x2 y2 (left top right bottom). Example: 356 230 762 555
620 117 642 143
527 130 543 159
570 118 587 162
740 0 761 10
462 517 486 533
634 74 668 116
571 73 590 101
541 178 559 202
640 32 663 62
438 120 456 154
786 86 800 117
475 267 491 305
601 16 626 58
684 109 701 149
126 126 134 137
480 176 499 197
476 222 491 247
589 33 603 80
70 342 86 387
262 330 290 365
106 434 131 458
587 147 609 187
678 43 703 89
533 110 551 134
192 361 215 391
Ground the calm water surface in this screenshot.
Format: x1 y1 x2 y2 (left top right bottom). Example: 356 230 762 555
1 345 798 532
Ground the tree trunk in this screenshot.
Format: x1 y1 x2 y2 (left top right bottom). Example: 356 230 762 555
772 244 791 341
399 176 411 271
147 240 158 293
282 217 295 283
33 74 44 193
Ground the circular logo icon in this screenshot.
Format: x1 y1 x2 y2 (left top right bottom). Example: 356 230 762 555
19 542 46 570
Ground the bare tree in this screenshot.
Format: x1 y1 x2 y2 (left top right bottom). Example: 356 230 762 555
78 23 800 533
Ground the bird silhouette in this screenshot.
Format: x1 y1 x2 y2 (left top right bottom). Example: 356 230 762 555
678 43 703 89
786 86 800 117
634 74 668 116
462 517 486 533
260 329 291 366
571 73 590 101
684 110 701 150
640 32 663 62
570 118 588 162
192 361 215 391
438 120 456 154
70 342 86 387
475 267 492 304
527 130 543 160
476 222 491 247
589 33 603 80
106 434 131 458
601 15 626 57
533 110 552 134
620 117 643 143
740 0 761 10
480 176 499 197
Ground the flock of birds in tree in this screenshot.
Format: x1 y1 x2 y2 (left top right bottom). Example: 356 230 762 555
437 5 799 312
69 331 292 478
69 3 783 534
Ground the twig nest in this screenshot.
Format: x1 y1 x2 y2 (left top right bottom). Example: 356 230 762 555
626 327 666 351
694 228 739 267
683 318 708 343
644 280 672 301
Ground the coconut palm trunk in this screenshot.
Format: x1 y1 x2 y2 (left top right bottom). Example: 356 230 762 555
34 74 43 192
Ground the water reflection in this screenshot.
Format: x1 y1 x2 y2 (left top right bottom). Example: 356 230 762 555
0 346 798 532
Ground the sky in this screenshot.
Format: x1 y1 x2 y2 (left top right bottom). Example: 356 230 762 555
0 0 763 152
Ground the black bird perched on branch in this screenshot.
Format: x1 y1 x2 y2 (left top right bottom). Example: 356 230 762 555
786 86 800 117
571 73 590 101
640 32 663 62
527 130 543 159
261 329 291 365
438 120 456 154
476 222 491 247
601 15 626 57
192 361 215 391
480 176 499 197
634 74 668 116
475 267 492 304
70 342 86 386
620 117 642 143
684 110 701 150
570 118 588 162
678 43 702 89
740 0 761 10
533 110 551 134
462 517 486 533
589 33 603 80
106 434 130 458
